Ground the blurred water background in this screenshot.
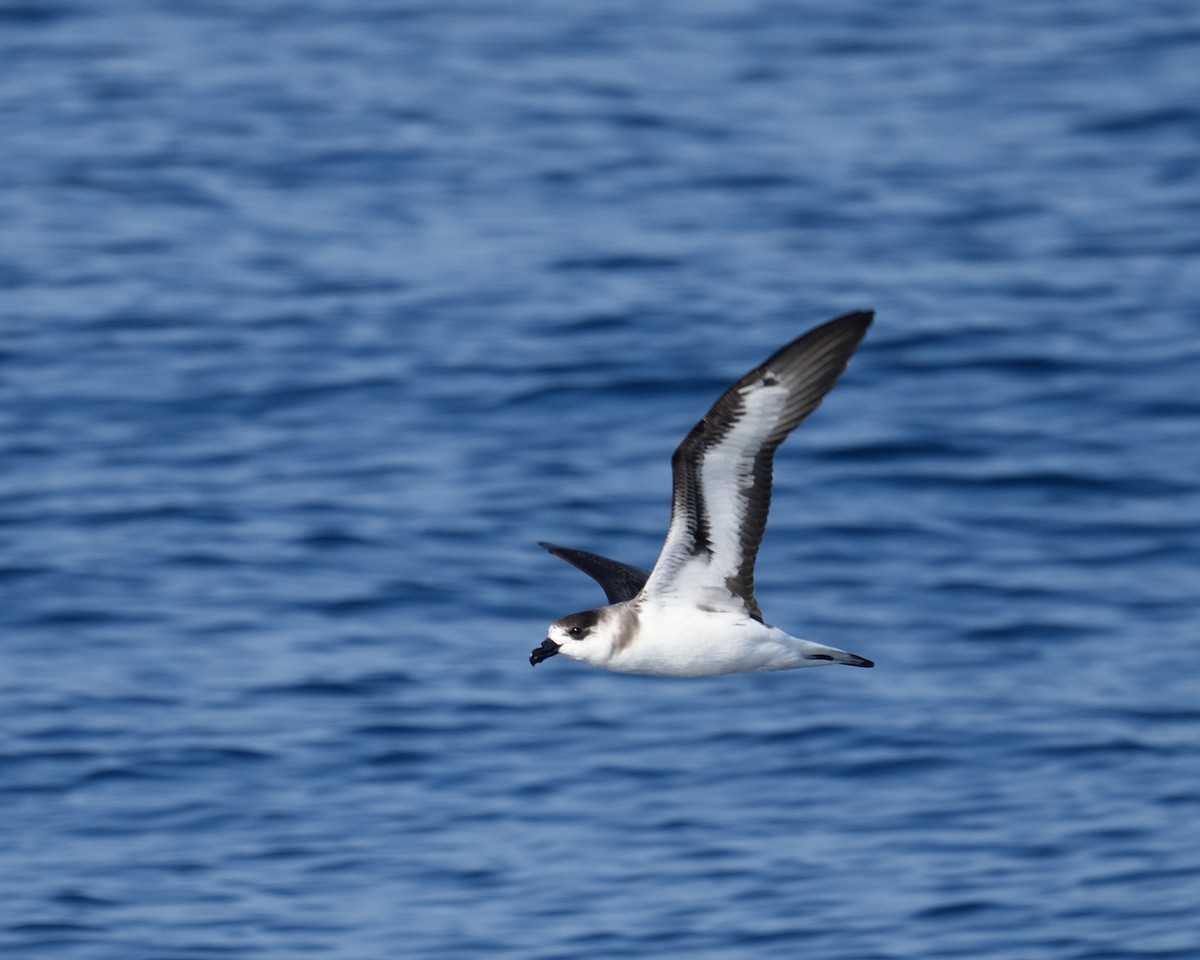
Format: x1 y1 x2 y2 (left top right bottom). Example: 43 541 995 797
2 2 1199 958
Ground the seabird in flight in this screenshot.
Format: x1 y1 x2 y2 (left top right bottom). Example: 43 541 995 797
531 311 875 676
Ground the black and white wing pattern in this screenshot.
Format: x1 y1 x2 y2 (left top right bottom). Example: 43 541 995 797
539 542 650 604
639 311 873 620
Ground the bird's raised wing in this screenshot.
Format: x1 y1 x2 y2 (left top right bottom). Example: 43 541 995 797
639 311 873 620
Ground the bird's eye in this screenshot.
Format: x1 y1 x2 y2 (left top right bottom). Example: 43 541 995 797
569 626 582 637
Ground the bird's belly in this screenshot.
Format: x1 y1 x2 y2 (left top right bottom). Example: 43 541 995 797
607 608 793 677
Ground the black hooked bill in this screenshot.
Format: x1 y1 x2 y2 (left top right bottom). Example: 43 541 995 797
530 638 560 666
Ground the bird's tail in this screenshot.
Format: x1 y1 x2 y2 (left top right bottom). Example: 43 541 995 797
806 646 874 668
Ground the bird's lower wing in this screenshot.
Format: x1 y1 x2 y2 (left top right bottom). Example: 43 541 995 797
538 542 650 604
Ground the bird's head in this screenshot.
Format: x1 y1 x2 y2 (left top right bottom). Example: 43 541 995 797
530 608 608 667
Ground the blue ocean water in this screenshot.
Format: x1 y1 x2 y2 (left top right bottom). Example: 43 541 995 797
2 1 1199 957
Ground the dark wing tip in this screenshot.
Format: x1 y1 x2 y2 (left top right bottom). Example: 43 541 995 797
804 308 874 346
748 310 873 386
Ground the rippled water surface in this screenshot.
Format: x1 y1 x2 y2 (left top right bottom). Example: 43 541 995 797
3 2 1200 958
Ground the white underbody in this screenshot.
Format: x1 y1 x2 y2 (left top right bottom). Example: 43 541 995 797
577 602 848 677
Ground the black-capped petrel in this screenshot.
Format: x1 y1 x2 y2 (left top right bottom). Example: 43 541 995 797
531 311 875 676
